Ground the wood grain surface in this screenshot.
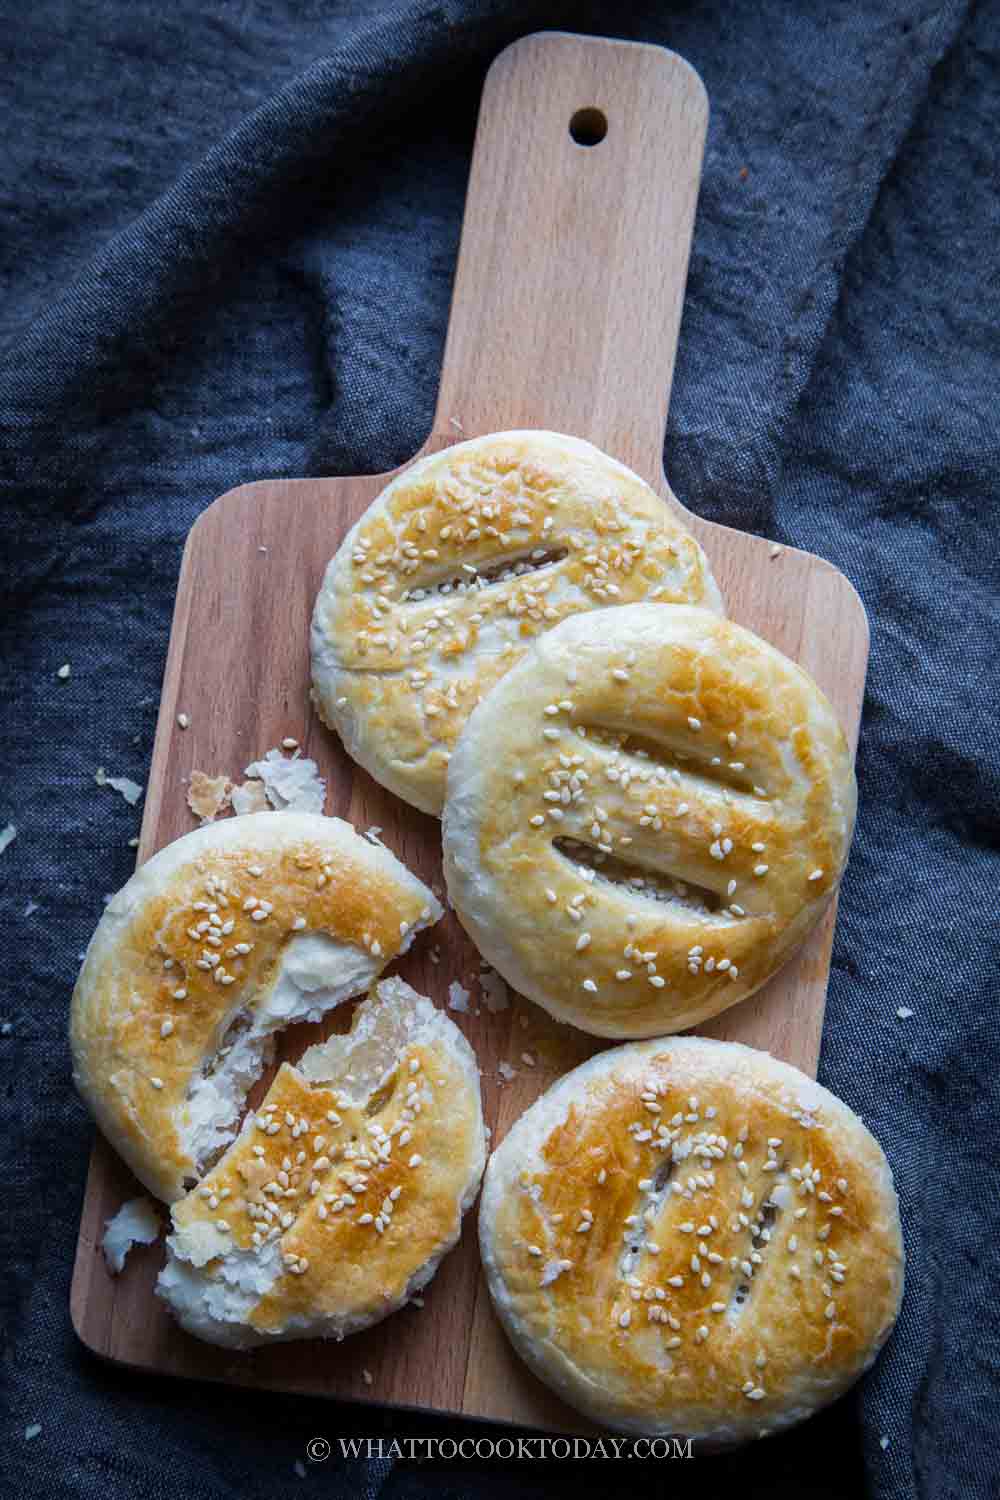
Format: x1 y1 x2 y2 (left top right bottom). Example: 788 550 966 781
70 32 869 1429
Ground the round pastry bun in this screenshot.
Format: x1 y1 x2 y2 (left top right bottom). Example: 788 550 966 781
443 604 856 1038
71 813 441 1202
479 1037 903 1444
311 430 723 816
158 977 486 1348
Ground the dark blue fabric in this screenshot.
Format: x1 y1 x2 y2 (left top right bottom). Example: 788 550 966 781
2 3 998 1498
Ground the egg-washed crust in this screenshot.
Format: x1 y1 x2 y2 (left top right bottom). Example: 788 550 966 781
160 980 486 1347
443 604 856 1039
311 431 723 816
70 814 441 1203
480 1038 904 1445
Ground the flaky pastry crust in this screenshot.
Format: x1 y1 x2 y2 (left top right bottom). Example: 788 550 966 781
444 604 856 1037
312 431 723 815
479 1038 903 1443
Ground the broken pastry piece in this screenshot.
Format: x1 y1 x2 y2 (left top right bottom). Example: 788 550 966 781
157 978 485 1347
70 813 442 1202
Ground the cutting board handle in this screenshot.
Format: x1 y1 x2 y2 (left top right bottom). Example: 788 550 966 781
433 31 708 493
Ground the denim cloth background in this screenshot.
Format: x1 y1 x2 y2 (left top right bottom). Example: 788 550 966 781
2 2 998 1498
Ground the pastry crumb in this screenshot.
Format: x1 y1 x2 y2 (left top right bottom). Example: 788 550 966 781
56 663 71 680
24 1424 42 1441
769 544 783 559
103 1196 161 1273
231 779 270 816
244 747 326 814
177 712 190 729
95 768 144 806
447 981 471 1014
186 770 234 823
498 1061 517 1082
896 1006 914 1020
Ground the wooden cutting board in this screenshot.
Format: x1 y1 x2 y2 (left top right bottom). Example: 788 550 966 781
71 32 869 1428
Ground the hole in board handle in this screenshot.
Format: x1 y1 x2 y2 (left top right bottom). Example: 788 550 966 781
569 108 608 147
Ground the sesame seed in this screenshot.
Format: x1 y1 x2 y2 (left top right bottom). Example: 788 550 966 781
160 1020 174 1038
408 1154 423 1168
582 978 598 993
575 932 592 952
150 1077 163 1090
809 869 824 881
282 737 299 750
172 988 187 1001
176 712 189 728
754 864 769 877
687 716 701 731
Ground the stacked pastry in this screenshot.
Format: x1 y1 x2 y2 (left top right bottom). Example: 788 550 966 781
72 431 902 1440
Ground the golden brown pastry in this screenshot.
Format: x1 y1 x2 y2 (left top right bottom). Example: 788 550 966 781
479 1037 903 1443
443 603 856 1038
71 813 441 1201
158 978 486 1348
311 431 723 815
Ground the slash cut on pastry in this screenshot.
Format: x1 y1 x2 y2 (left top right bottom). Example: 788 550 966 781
443 604 856 1038
311 431 723 815
157 978 486 1348
479 1037 903 1444
70 813 441 1202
